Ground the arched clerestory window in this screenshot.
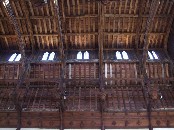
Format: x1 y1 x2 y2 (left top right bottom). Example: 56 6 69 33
77 51 82 59
84 51 89 59
42 52 49 60
48 52 55 60
116 51 122 59
122 51 129 59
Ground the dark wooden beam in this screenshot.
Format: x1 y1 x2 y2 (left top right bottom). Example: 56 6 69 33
0 32 166 38
135 0 145 50
98 2 106 130
0 111 174 128
0 14 170 20
104 14 170 18
98 2 104 90
54 2 66 128
142 0 160 78
141 1 160 130
20 0 36 54
3 2 31 130
164 2 174 50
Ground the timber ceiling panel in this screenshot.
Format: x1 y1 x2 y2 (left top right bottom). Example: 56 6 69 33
0 0 173 51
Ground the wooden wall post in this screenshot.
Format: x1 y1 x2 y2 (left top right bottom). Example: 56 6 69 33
141 1 160 130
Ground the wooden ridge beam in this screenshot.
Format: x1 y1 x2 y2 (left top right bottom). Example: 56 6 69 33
0 32 166 38
0 14 170 20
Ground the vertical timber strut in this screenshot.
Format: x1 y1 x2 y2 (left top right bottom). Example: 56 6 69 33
55 0 65 130
98 1 104 90
3 1 29 130
98 2 105 130
141 0 160 130
135 0 145 51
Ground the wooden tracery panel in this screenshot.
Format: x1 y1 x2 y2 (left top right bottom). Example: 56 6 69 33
30 63 61 80
104 62 139 85
66 63 99 85
0 64 20 80
146 62 169 83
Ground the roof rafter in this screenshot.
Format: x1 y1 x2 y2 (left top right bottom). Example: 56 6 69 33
164 2 174 50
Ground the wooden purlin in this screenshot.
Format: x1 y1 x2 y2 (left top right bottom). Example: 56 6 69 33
20 0 36 53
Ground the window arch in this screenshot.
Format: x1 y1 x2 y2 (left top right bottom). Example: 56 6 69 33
3 0 9 7
116 51 122 59
122 51 129 59
42 52 49 60
77 51 82 59
148 51 154 59
84 51 89 59
48 52 55 60
152 51 158 59
8 53 17 61
14 54 21 61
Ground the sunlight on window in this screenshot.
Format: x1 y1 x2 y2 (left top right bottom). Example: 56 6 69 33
14 54 21 61
116 51 122 59
8 53 17 61
148 51 154 59
84 51 89 59
54 0 58 5
42 52 49 60
48 52 55 60
152 51 158 59
44 0 48 3
3 0 9 6
77 51 82 59
122 51 129 59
